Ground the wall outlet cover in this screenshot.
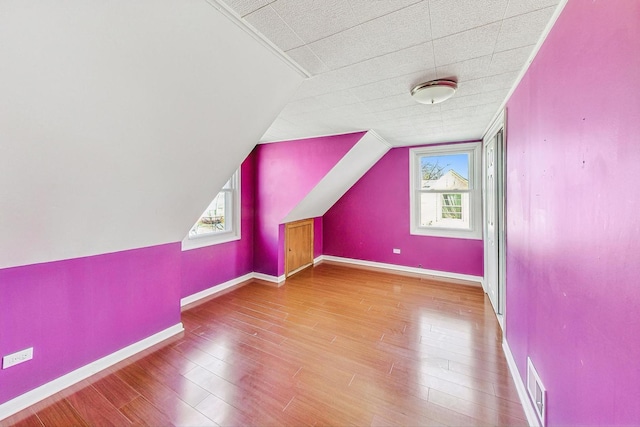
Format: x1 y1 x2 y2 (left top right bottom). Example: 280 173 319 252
3 347 33 369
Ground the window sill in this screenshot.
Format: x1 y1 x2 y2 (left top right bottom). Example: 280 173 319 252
410 226 482 240
181 231 241 251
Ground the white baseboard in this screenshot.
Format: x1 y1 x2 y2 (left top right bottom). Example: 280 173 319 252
321 255 483 286
181 272 288 309
182 271 288 310
314 255 324 265
181 273 254 307
0 323 184 421
252 272 286 285
502 339 540 427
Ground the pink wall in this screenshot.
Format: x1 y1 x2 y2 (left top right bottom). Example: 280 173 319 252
180 154 255 298
313 217 323 259
253 132 363 277
505 0 640 424
0 141 344 407
323 146 483 276
0 154 258 406
0 243 181 404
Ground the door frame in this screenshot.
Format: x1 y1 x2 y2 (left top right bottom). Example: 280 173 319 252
482 110 507 329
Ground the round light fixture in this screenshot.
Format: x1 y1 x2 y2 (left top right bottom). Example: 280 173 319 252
410 79 458 104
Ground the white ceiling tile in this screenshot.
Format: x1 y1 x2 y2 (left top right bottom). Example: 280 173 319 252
359 2 432 53
251 0 561 145
350 78 407 103
440 104 497 121
244 6 305 51
350 71 434 102
436 55 493 81
378 113 443 131
308 67 364 94
285 45 328 75
429 0 509 39
349 113 388 129
504 0 559 18
441 125 486 136
353 43 435 83
432 23 501 66
414 122 446 133
319 43 435 92
377 103 442 122
314 90 362 108
439 88 508 112
454 70 518 97
307 113 355 130
308 26 372 70
222 0 273 17
289 73 344 100
437 129 483 142
270 0 358 43
366 93 417 113
488 45 534 74
375 116 422 130
495 6 556 52
348 0 424 24
309 2 431 71
411 112 445 127
388 129 446 146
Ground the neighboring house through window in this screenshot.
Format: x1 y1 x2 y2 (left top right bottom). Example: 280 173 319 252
410 142 481 239
181 169 241 250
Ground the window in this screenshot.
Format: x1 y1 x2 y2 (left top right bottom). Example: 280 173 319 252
410 142 481 239
442 193 462 219
181 169 241 250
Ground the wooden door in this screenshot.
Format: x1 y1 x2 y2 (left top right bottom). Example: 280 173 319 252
285 219 314 277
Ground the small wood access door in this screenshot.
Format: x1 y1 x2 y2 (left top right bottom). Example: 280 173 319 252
285 218 314 277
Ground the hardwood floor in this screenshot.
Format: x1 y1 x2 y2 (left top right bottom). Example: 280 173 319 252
3 263 526 426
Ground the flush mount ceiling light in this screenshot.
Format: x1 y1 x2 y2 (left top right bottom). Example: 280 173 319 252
411 79 458 104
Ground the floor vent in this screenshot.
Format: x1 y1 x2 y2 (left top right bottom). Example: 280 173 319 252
527 357 546 426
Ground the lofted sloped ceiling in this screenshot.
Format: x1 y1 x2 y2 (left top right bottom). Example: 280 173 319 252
0 0 304 269
283 131 391 223
221 0 565 146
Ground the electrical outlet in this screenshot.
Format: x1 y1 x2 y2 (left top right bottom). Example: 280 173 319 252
3 347 33 369
393 248 401 254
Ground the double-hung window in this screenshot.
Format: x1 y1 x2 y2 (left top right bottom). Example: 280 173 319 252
181 169 241 250
410 142 481 239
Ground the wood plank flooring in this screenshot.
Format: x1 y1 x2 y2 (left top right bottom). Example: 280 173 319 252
2 263 526 426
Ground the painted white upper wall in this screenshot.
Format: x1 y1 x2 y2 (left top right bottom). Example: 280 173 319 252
283 131 392 223
0 0 304 269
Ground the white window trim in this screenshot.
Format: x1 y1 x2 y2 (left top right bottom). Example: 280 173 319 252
181 170 241 251
409 142 482 240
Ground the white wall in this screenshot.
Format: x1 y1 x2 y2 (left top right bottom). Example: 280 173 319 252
0 0 304 269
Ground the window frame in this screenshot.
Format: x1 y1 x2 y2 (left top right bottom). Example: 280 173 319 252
409 142 482 240
181 169 241 251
